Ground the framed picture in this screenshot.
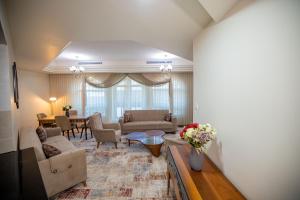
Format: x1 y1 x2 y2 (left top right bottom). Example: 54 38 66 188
12 62 19 109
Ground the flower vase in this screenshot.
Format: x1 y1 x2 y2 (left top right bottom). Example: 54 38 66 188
189 147 204 171
65 110 70 117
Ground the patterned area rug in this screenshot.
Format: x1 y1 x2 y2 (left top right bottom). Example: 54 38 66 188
54 133 177 200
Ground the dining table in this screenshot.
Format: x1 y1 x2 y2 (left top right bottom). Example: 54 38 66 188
38 114 91 140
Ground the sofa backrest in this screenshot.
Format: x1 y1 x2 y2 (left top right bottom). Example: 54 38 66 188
124 110 169 121
19 127 46 161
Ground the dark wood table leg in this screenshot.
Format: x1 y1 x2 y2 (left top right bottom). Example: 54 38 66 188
128 139 131 146
84 120 88 140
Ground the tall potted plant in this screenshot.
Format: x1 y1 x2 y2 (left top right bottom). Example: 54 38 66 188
180 123 216 171
62 105 72 117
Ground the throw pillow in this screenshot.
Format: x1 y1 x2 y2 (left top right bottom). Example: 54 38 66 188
124 113 132 123
36 126 47 142
42 144 61 158
164 113 172 122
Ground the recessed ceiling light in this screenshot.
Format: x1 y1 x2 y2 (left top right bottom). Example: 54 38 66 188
61 52 91 60
151 52 178 60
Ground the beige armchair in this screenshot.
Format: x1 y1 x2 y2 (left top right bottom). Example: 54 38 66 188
89 113 121 148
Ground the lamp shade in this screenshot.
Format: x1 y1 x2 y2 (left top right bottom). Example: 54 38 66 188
49 97 57 102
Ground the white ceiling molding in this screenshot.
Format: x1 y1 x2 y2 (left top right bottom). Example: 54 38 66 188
198 0 240 22
45 40 192 73
45 65 193 74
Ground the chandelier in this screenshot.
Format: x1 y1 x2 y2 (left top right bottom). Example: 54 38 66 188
69 66 85 73
160 63 173 72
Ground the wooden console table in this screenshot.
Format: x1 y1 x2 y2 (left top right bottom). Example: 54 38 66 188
167 145 245 200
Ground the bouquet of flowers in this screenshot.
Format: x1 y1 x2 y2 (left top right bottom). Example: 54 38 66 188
180 123 216 153
62 105 72 111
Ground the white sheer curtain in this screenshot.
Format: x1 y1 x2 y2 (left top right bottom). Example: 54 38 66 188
49 73 192 124
85 84 108 118
49 74 83 115
171 73 193 125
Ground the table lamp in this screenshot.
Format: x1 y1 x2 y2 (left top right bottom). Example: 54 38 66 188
49 97 57 115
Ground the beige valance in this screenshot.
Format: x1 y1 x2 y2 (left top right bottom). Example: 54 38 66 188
85 73 127 88
85 73 171 88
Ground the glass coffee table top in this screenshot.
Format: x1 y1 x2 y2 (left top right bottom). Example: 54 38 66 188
126 130 165 142
140 136 164 145
126 132 147 141
126 130 165 157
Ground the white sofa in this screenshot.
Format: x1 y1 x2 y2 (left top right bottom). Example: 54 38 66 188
19 127 87 197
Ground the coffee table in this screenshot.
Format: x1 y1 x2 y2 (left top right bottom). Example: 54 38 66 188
126 130 165 157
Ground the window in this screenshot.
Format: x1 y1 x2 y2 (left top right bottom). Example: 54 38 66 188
85 77 169 122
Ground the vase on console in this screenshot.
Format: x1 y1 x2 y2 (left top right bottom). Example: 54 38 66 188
179 123 216 171
189 147 205 171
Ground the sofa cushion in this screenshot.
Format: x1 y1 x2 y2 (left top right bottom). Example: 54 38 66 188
42 144 62 158
164 113 172 122
43 136 76 152
124 113 132 123
36 126 47 142
123 121 173 130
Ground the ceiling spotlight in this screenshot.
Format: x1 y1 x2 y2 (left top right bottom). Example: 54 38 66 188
69 65 85 73
159 57 173 73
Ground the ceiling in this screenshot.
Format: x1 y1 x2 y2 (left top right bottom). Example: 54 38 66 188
4 0 239 73
46 40 192 73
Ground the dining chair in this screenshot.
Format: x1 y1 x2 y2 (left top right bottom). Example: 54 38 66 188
37 113 47 119
89 113 121 148
69 110 80 132
37 113 56 127
55 115 76 140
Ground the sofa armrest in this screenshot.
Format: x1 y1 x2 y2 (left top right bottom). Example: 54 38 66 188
48 149 86 174
38 148 87 197
103 123 120 130
45 127 62 138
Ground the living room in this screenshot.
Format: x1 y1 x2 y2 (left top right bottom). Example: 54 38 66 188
0 0 299 200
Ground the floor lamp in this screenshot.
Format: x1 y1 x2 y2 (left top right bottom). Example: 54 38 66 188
49 97 57 115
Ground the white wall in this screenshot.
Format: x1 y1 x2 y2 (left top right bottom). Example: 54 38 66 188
18 70 50 129
193 0 300 199
0 0 19 154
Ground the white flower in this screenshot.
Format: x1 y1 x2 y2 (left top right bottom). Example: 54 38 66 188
185 129 194 138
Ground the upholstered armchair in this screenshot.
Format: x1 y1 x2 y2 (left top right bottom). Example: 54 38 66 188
89 113 121 148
